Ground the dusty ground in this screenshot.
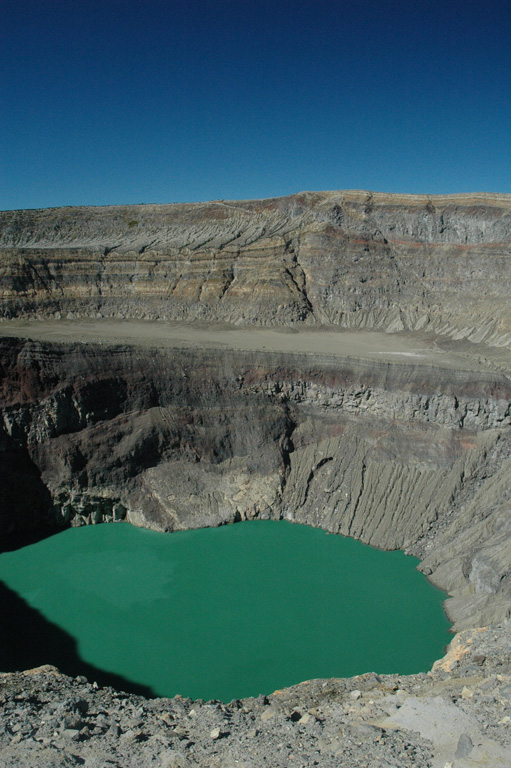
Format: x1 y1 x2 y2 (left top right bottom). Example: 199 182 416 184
1 319 510 374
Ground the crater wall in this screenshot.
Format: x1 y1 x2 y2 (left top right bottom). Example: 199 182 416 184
2 191 511 347
1 191 511 767
1 336 510 631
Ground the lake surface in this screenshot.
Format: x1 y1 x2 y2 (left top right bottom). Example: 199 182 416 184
0 520 451 702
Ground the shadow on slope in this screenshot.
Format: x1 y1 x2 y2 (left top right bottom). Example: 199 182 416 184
0 430 55 536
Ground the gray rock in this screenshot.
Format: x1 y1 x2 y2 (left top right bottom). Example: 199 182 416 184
61 728 80 741
2 191 511 767
455 732 474 758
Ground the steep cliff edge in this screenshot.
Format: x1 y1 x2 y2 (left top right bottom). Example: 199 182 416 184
1 191 511 631
1 331 510 632
2 191 511 347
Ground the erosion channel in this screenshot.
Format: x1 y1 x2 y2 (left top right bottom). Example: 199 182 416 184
1 191 511 767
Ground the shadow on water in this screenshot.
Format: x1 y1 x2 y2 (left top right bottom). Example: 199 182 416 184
0 430 155 698
0 526 67 555
0 579 156 698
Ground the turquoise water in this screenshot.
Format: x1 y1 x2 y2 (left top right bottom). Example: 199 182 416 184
0 520 451 702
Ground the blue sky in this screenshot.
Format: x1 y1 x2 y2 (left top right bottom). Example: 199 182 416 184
1 0 510 210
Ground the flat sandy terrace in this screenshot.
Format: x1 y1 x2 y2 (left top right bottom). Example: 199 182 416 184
1 318 511 376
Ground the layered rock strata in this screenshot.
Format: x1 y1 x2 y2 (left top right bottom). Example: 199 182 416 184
1 333 510 631
2 191 511 347
1 191 511 767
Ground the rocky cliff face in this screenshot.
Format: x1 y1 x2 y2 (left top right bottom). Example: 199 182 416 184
1 333 510 631
1 191 511 768
2 191 511 346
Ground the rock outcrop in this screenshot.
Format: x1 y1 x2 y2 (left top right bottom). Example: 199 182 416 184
1 624 511 768
2 191 511 346
1 190 511 767
1 333 510 633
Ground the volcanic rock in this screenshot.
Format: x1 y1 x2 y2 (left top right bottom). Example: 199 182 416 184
1 190 511 767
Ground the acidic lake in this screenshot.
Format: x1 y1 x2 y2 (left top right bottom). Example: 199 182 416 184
0 520 451 702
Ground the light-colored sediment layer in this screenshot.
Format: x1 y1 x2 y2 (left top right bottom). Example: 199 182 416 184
2 190 511 347
2 317 510 372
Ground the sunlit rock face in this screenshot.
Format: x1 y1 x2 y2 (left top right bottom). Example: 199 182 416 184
1 331 511 632
1 191 511 767
1 191 511 346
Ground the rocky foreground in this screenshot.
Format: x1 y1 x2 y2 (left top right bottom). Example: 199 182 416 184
1 624 511 768
1 191 511 766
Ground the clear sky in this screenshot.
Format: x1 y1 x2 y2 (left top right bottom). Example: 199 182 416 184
1 0 510 210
